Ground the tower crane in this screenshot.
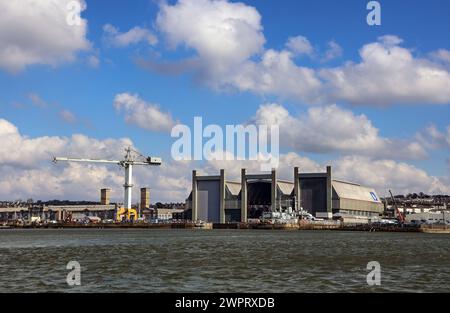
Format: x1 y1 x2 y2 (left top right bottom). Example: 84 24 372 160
53 147 161 218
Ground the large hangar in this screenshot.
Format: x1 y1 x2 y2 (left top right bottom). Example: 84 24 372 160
185 169 241 223
331 180 383 218
186 169 294 223
186 166 383 223
293 166 383 219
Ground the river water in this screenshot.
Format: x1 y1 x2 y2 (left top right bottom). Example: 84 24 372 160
0 229 448 293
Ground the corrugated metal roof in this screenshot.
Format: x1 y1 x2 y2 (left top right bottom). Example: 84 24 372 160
226 182 241 196
277 181 294 195
332 180 381 203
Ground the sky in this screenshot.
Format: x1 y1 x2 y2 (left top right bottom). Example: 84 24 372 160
0 0 449 203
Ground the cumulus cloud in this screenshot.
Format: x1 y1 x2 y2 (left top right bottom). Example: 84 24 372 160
322 40 343 62
202 149 449 196
0 118 448 201
203 151 321 181
103 24 157 47
430 49 450 65
416 124 450 149
151 1 450 106
230 49 323 103
154 0 322 102
332 156 450 195
87 55 100 68
321 36 450 105
113 93 176 132
0 118 191 202
378 35 403 46
0 0 91 72
251 103 427 159
156 0 265 80
285 36 314 57
0 118 127 199
0 119 129 168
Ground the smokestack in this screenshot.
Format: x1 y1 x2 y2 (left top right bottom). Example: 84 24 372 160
100 188 110 205
141 188 150 209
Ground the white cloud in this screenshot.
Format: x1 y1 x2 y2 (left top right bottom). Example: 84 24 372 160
202 148 449 195
430 49 450 65
332 156 450 196
203 151 321 181
0 0 91 72
156 0 265 79
321 36 450 105
416 124 450 149
87 55 100 68
322 40 343 62
251 103 427 159
0 118 191 202
0 119 65 167
285 36 314 56
153 1 450 106
28 93 48 108
207 151 450 196
113 93 176 132
154 0 322 102
377 35 403 46
103 24 157 47
59 109 77 124
0 118 448 201
0 118 127 200
229 49 323 103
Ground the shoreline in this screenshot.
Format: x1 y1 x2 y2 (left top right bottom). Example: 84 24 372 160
2 222 449 233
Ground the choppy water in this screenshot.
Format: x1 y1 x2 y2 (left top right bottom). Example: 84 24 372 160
0 229 449 293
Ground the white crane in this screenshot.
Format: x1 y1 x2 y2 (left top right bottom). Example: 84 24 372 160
53 147 161 210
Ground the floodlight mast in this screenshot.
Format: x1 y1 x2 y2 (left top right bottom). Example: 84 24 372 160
53 147 162 209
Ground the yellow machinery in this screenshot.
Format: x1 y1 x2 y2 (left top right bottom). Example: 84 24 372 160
116 207 138 222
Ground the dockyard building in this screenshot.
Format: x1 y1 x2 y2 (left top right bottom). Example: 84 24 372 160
186 166 383 223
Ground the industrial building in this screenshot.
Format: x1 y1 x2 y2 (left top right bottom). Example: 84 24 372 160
185 169 295 223
0 188 117 223
186 166 383 223
294 166 383 221
0 185 188 224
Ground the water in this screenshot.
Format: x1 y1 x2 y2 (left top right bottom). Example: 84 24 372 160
0 229 449 293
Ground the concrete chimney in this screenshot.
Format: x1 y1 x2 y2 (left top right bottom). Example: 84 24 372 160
100 188 110 205
140 188 150 209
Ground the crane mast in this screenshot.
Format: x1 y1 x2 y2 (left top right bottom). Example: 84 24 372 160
53 147 161 210
389 189 405 224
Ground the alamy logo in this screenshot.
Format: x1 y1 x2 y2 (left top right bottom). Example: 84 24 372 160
367 1 381 26
66 260 81 286
366 261 381 286
171 117 280 171
66 0 82 26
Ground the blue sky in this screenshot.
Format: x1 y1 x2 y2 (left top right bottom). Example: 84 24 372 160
0 0 449 201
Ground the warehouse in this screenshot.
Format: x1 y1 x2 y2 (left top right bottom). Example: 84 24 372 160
186 169 295 223
331 180 383 219
186 169 242 223
0 189 118 223
0 204 117 223
186 166 383 223
293 166 383 222
45 204 117 221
